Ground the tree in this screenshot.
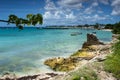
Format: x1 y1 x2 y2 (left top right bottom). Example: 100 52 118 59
84 24 89 28
0 13 43 29
104 24 113 29
94 23 99 29
112 22 120 34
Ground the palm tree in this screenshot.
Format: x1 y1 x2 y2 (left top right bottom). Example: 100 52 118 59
0 13 43 29
26 14 43 26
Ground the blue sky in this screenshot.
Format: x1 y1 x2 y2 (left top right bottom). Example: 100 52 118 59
0 0 120 27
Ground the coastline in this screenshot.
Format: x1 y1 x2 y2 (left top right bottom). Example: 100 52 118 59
0 31 116 80
101 29 112 31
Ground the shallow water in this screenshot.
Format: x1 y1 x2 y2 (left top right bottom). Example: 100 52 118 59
0 28 112 76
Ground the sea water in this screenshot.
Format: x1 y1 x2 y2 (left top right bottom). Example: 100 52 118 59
0 27 112 76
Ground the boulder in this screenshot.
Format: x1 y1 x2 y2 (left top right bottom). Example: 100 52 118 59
82 33 104 48
44 57 79 72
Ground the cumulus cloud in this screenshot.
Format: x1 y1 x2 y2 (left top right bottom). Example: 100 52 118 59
84 7 94 14
43 0 63 19
65 12 76 19
57 0 85 9
42 0 117 25
43 11 63 19
111 0 120 16
43 0 77 25
92 1 98 6
44 0 57 11
84 1 98 14
83 14 111 22
99 0 110 5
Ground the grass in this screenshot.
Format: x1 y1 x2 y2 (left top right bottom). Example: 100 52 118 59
64 66 100 80
104 37 120 79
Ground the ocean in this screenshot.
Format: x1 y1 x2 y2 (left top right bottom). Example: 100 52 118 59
0 27 112 76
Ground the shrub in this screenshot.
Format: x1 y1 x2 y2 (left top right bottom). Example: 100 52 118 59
112 22 120 34
104 41 120 79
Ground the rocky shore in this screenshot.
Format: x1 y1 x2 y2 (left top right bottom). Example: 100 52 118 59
0 33 117 80
44 33 106 72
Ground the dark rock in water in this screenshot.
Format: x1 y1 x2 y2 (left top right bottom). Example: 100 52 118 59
40 77 50 80
92 32 96 34
17 74 40 80
46 73 58 77
71 32 82 36
82 33 104 48
0 72 17 80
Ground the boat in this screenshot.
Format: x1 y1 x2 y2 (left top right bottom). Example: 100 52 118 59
70 32 82 36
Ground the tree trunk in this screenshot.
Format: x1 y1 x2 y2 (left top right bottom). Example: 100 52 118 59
0 20 14 23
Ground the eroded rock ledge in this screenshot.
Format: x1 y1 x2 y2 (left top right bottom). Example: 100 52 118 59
82 33 104 48
44 33 106 72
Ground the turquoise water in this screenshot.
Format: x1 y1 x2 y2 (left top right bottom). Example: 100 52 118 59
0 28 112 75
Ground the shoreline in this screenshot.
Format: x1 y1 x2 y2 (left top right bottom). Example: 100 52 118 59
0 32 115 80
101 29 112 31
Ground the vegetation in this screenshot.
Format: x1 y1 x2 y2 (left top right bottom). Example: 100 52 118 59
104 24 113 29
104 36 120 79
94 23 99 29
64 66 99 80
112 22 120 34
0 14 43 29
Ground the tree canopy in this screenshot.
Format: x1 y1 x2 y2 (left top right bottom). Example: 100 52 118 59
104 24 113 29
94 23 99 29
0 13 43 29
112 22 120 34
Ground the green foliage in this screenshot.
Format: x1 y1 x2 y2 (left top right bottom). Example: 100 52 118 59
72 75 80 80
94 23 99 29
112 22 120 34
66 67 99 80
8 14 43 29
104 40 120 79
84 24 89 27
104 24 113 29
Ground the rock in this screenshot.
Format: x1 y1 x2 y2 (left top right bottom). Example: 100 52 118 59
46 73 58 77
44 57 79 72
82 33 104 48
44 57 65 69
17 74 40 80
71 50 95 60
0 72 17 80
96 58 106 62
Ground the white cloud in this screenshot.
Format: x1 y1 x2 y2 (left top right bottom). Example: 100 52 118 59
42 0 115 25
98 10 103 14
84 7 94 14
93 14 106 20
99 0 109 5
44 0 57 11
92 2 98 6
43 0 77 25
65 12 76 19
84 1 98 14
83 14 111 22
57 0 85 9
111 0 120 16
43 11 63 19
43 0 63 19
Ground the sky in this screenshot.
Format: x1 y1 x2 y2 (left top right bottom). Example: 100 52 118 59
0 0 120 27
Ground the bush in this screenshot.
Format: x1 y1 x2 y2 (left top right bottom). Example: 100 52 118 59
112 22 120 34
65 67 99 80
104 41 120 79
104 24 113 29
